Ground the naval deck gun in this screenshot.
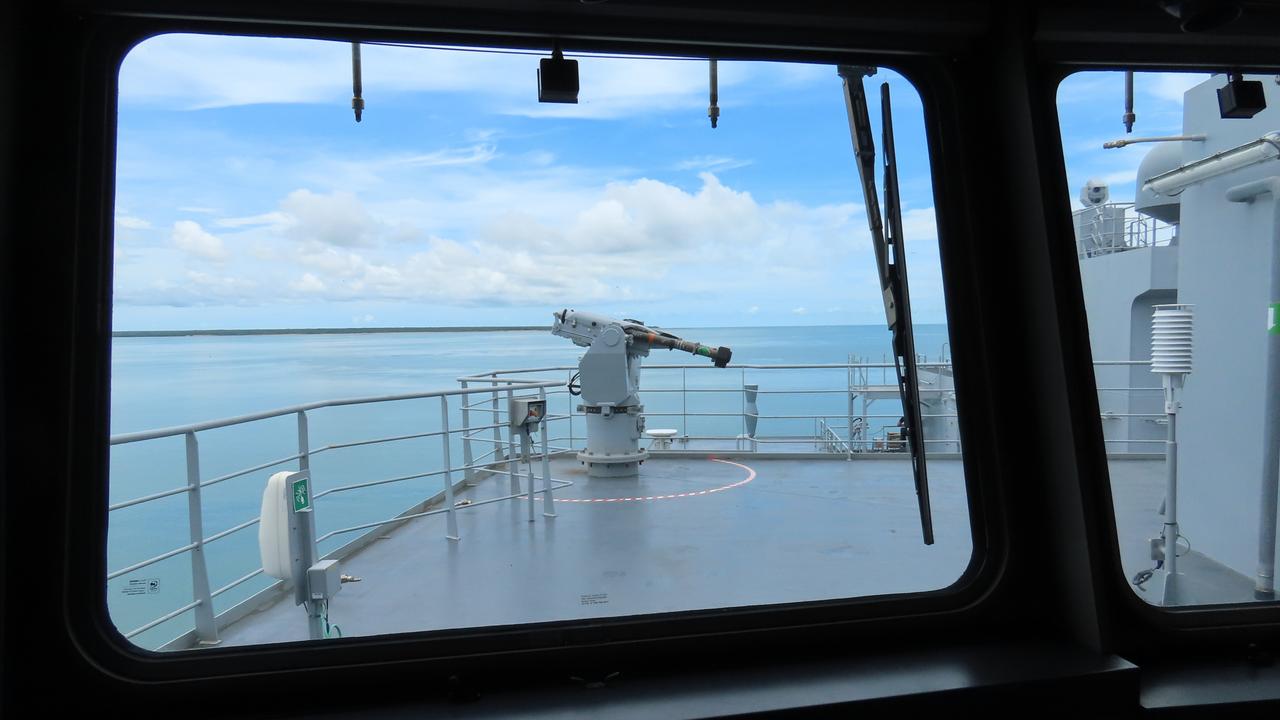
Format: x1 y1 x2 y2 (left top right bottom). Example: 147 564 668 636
552 309 731 477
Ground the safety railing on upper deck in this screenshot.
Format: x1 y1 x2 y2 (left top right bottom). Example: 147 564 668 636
1075 202 1177 259
107 356 1164 651
457 358 963 458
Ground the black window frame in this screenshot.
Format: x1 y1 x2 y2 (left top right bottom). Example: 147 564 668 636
1042 61 1280 645
6 1 1280 714
69 17 1002 682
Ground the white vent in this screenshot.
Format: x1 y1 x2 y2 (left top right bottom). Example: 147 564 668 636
1151 304 1194 376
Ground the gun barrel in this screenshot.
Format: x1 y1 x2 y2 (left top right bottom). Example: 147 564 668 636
631 330 732 367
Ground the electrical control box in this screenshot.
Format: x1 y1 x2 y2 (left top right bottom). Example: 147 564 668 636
509 396 547 430
308 558 342 601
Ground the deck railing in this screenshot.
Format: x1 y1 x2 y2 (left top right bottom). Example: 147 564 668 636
1074 202 1177 259
109 381 562 649
106 358 1163 651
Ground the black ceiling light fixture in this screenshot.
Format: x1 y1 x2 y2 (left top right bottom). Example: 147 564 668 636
1158 0 1243 32
1218 71 1267 118
538 41 579 104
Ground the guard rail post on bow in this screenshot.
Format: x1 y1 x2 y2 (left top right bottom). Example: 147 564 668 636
185 431 218 645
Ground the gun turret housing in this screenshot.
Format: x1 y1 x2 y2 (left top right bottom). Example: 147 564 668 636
551 309 732 477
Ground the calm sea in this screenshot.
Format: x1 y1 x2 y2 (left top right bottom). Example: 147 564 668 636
108 324 950 649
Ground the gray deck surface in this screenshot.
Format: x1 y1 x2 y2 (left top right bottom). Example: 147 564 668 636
1106 458 1257 605
219 455 972 647
216 455 1254 648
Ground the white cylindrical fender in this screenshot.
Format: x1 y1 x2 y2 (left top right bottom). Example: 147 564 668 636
259 471 295 580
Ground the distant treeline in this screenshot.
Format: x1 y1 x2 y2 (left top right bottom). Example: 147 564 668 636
113 326 548 338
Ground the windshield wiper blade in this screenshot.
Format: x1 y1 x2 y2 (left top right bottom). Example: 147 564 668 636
838 66 935 545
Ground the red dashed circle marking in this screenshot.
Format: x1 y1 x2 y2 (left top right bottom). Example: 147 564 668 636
528 458 756 504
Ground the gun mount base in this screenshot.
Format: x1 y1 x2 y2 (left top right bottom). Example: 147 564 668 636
577 448 649 478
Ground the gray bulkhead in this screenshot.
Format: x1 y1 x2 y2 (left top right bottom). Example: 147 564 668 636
1076 73 1280 589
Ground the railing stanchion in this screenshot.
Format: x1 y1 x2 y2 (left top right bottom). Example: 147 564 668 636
440 397 460 541
460 380 475 486
539 387 557 516
682 368 688 444
294 409 323 641
185 432 218 646
861 394 869 452
847 357 854 460
297 410 310 475
526 437 535 523
491 377 505 462
506 388 519 494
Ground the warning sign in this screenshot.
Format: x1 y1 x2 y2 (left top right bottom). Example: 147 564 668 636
122 578 161 596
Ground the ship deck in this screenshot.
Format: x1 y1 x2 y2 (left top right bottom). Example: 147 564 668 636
214 453 1254 648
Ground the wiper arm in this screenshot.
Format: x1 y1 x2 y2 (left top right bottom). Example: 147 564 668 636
838 66 935 545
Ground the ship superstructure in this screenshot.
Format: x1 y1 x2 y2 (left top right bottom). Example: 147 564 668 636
1073 73 1280 605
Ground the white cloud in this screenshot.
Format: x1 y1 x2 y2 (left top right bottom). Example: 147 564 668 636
388 145 497 169
185 269 254 292
290 273 327 293
1099 166 1142 185
217 211 290 229
1145 72 1213 103
388 221 425 244
120 36 398 109
116 270 257 306
116 171 935 318
280 189 376 247
522 150 556 167
673 155 752 172
792 307 808 315
171 220 229 262
1056 74 1115 105
465 128 499 142
902 208 939 244
115 215 152 230
249 243 277 261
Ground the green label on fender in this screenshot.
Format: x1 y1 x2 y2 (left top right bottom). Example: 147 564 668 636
292 476 311 512
1271 303 1280 335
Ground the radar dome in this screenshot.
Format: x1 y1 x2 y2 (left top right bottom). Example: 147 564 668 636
1135 141 1183 224
1079 179 1110 206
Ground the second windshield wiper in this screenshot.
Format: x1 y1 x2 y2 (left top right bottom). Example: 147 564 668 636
838 66 935 546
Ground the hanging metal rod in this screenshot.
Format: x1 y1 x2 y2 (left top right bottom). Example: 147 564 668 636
352 42 365 122
708 59 720 128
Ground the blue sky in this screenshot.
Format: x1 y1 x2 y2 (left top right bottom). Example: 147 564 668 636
1057 71 1209 209
111 33 1208 330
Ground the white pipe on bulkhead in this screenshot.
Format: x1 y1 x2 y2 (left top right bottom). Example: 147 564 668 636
1146 133 1280 196
1225 177 1280 598
1103 134 1206 149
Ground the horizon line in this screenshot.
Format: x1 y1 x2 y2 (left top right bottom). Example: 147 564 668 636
112 322 948 338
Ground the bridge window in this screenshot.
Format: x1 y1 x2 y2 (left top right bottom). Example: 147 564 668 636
1059 70 1280 608
106 33 973 651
